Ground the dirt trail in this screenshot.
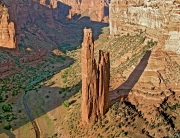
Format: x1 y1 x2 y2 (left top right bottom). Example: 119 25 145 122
23 58 73 138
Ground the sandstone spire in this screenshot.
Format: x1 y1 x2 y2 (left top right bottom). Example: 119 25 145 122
0 4 16 49
81 28 110 124
98 50 110 117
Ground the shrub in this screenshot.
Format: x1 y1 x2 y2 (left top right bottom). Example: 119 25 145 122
4 124 11 130
62 100 69 107
62 93 66 98
59 90 62 94
2 104 12 112
102 27 110 34
0 95 4 102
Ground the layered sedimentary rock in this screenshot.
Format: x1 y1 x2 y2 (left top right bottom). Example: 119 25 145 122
109 49 180 122
0 4 16 49
165 31 180 52
109 0 180 53
127 50 180 122
81 28 110 124
128 50 180 103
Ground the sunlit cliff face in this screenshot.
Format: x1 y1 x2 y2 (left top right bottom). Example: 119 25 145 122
109 0 180 53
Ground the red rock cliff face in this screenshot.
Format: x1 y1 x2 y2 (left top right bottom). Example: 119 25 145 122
4 0 55 32
32 0 105 21
80 0 105 21
59 0 105 21
81 28 110 124
0 4 16 49
98 50 110 117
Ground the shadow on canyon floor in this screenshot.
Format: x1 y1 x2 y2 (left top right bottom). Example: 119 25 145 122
51 1 109 50
0 53 81 137
19 81 82 135
109 51 152 104
0 131 15 138
0 82 81 137
3 55 82 137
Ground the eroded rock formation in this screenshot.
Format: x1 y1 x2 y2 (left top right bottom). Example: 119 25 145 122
0 4 16 49
81 28 110 124
109 0 180 53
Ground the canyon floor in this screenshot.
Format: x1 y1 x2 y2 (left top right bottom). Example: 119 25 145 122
1 27 180 137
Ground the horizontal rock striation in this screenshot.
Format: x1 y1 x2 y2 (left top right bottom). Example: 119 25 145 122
109 0 180 53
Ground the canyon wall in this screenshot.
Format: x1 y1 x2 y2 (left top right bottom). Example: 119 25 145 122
79 0 105 21
109 0 180 53
3 0 56 47
2 0 106 50
5 0 55 31
34 0 105 21
81 28 110 124
0 4 16 49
